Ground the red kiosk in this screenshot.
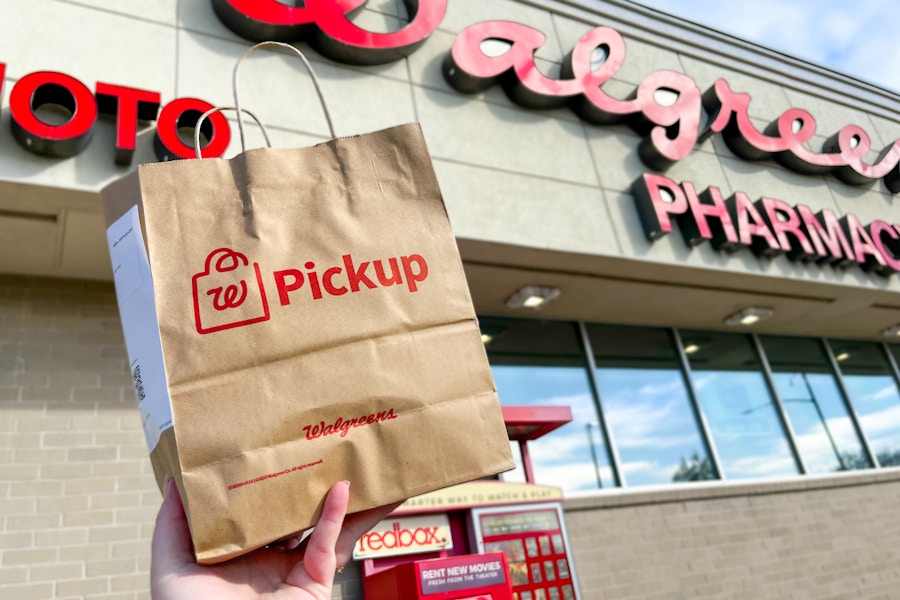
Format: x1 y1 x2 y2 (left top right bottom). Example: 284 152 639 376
360 406 580 600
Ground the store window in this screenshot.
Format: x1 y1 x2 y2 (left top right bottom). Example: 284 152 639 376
760 336 871 473
480 316 900 490
833 341 900 467
681 331 799 479
585 324 714 485
479 317 615 491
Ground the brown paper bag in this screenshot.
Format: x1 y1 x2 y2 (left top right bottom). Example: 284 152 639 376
103 43 513 564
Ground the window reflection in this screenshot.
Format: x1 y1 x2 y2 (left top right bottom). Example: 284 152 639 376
833 341 900 467
760 336 870 473
681 331 798 479
480 317 614 490
586 324 714 485
479 315 900 489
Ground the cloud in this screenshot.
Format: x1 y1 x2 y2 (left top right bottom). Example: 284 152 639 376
791 414 861 472
634 0 900 91
857 402 900 450
727 452 798 478
869 383 900 401
502 452 607 491
538 392 601 424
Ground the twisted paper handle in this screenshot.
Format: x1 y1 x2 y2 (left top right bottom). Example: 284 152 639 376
193 41 335 158
194 107 270 159
234 41 335 149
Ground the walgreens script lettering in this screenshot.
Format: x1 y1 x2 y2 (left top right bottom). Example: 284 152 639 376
216 0 900 191
4 0 895 192
443 20 900 191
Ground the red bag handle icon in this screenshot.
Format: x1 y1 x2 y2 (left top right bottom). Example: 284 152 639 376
192 248 270 334
206 249 250 310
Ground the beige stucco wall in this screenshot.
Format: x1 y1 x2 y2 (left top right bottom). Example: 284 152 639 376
2 0 900 339
2 0 900 295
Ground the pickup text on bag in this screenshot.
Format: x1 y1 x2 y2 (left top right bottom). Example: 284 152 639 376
274 253 428 304
192 249 429 334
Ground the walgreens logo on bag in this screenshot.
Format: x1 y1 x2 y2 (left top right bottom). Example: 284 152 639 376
192 247 429 334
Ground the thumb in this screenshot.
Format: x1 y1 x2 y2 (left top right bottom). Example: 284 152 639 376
287 480 350 589
151 479 196 580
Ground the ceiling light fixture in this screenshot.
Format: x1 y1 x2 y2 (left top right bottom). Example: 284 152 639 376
724 307 773 327
683 343 701 355
835 352 851 362
882 324 900 338
505 286 560 310
479 324 506 346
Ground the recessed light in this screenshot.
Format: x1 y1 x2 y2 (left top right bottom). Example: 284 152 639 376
835 352 850 362
479 324 505 346
882 324 900 337
505 286 560 310
522 295 547 308
683 343 701 354
724 307 773 326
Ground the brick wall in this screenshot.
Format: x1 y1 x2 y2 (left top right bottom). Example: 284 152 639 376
0 274 369 599
564 470 900 599
0 275 156 599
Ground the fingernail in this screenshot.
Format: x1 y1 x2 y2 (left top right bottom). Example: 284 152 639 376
343 480 351 488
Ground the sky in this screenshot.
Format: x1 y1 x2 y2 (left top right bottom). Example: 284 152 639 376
631 0 900 93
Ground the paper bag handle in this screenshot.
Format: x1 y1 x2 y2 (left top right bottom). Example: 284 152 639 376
194 107 271 160
191 42 334 159
233 41 336 151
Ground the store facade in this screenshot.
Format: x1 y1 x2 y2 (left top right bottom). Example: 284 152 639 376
2 0 900 598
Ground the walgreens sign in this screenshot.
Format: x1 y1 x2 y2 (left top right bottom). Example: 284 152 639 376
5 0 899 195
0 63 231 164
634 173 900 274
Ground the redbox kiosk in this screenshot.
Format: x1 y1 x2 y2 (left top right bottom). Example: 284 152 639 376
471 504 578 600
359 406 581 600
363 552 514 599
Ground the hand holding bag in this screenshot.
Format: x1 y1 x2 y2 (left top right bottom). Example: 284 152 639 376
103 42 513 564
